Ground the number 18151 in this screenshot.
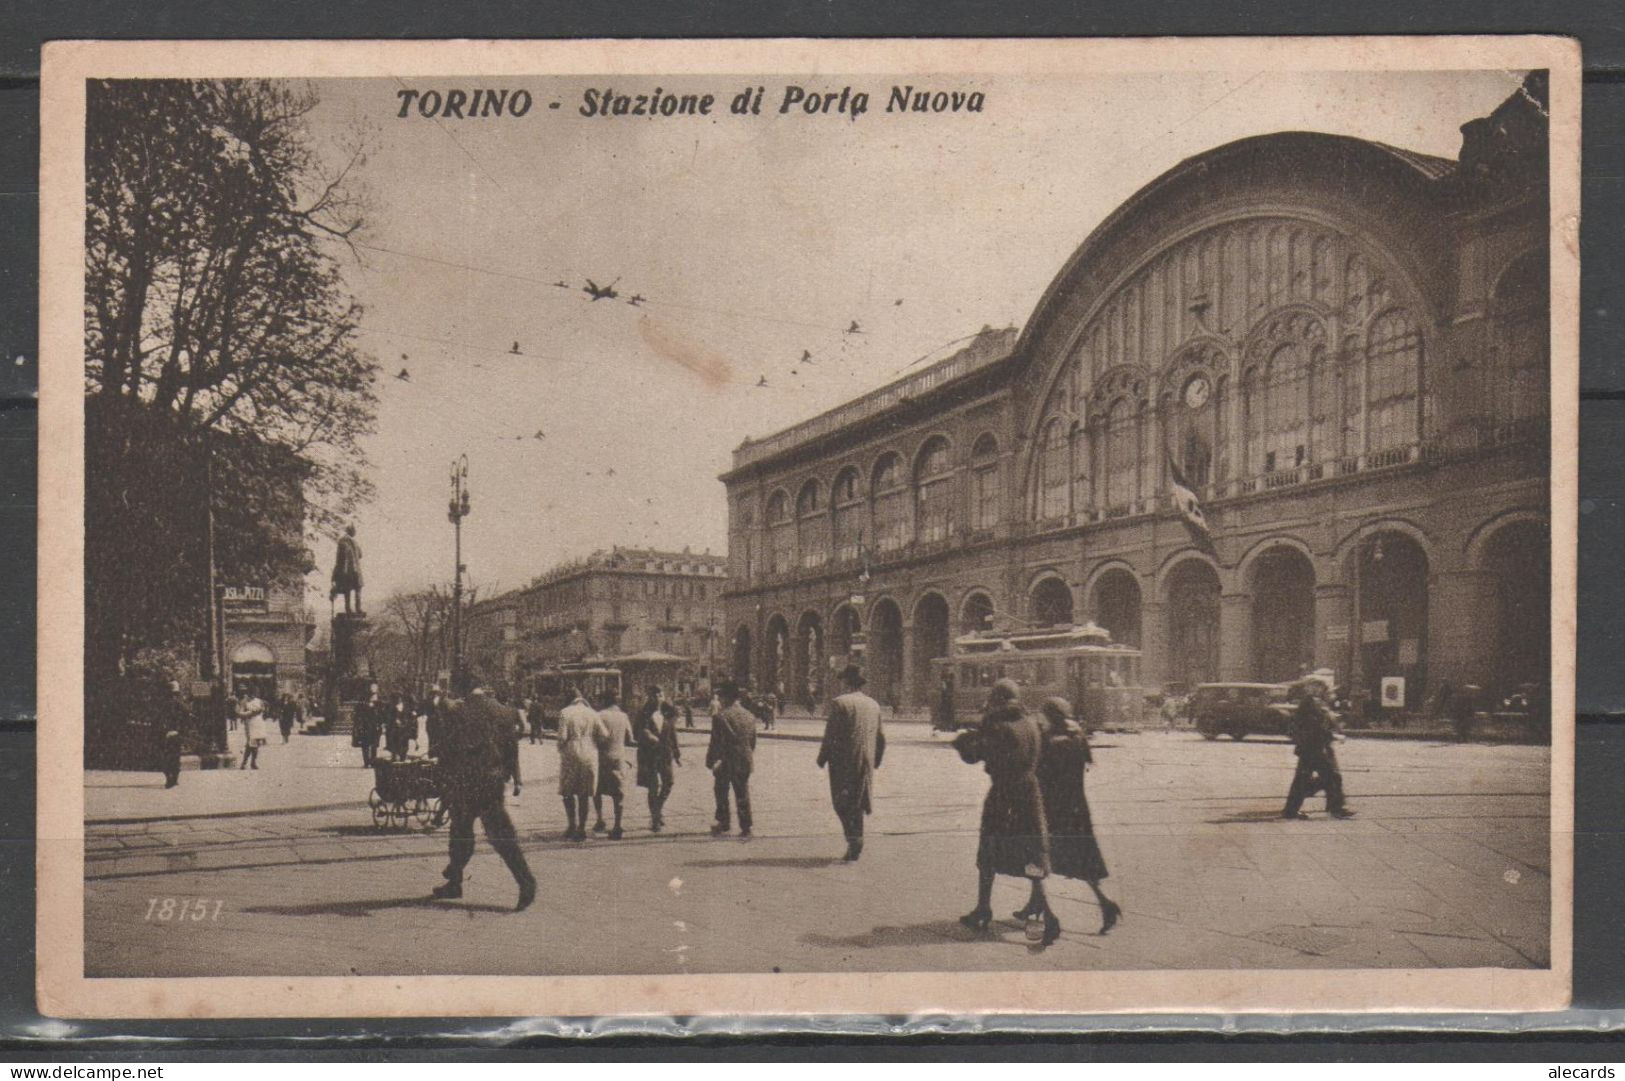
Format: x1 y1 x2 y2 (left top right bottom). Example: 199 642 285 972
144 897 223 922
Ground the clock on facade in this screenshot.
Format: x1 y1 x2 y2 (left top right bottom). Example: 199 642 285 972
1183 374 1212 409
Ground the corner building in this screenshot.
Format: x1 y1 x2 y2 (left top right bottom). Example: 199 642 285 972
720 78 1551 714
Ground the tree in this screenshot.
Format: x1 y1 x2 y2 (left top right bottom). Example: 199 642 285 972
368 583 483 692
84 79 377 706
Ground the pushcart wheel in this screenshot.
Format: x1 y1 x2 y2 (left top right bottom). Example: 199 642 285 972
369 789 387 828
411 797 434 830
429 796 447 829
390 801 410 830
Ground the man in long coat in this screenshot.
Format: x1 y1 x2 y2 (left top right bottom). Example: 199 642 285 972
1282 680 1355 820
707 680 758 837
818 664 886 861
432 687 536 909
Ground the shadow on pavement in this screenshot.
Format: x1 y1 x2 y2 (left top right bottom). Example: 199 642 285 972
683 855 846 870
799 918 1003 949
243 895 512 917
1204 809 1293 825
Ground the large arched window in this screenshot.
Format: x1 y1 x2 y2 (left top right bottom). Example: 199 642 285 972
831 466 864 563
766 490 794 575
1243 313 1327 478
1036 417 1070 523
1366 310 1421 456
795 479 828 569
970 433 1001 531
872 453 909 552
1103 399 1138 511
1490 253 1548 433
914 437 954 544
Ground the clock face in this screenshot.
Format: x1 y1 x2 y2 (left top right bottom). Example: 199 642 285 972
1184 375 1212 409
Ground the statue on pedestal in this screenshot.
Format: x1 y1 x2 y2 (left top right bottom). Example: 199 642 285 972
331 524 364 615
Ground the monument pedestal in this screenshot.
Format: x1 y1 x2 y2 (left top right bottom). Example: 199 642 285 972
325 610 371 736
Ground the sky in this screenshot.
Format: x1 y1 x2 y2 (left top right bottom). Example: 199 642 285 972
296 68 1521 606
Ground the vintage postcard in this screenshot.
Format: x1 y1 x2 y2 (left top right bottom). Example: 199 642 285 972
37 37 1578 1019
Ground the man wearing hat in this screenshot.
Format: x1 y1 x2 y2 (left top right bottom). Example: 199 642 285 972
707 679 758 837
817 664 887 861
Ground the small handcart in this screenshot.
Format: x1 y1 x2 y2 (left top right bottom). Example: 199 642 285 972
368 755 447 831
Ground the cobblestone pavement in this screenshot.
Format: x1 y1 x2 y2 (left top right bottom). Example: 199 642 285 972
84 731 1550 977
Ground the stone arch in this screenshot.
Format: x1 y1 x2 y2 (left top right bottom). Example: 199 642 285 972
1347 529 1431 709
959 589 996 636
1334 517 1431 579
1088 566 1142 647
1162 556 1222 689
762 612 790 699
1236 534 1322 590
1473 515 1551 698
829 602 863 661
1466 507 1549 570
1247 544 1317 683
867 596 905 708
911 591 953 707
1028 572 1075 626
793 609 825 710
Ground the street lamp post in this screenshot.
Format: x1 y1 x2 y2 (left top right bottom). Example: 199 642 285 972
707 613 717 690
448 455 471 693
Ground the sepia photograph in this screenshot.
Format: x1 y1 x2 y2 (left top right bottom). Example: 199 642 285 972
36 37 1577 1018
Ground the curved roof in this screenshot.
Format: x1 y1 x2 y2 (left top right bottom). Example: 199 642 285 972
1014 131 1458 363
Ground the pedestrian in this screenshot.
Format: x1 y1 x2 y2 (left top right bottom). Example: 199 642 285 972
556 686 606 841
934 674 958 733
592 692 634 838
385 693 413 758
430 686 536 910
500 694 523 798
953 679 1056 944
277 695 295 743
763 690 778 732
1027 697 1121 936
817 664 886 861
524 695 542 744
161 680 187 790
682 700 694 730
225 691 240 733
423 683 450 758
1282 679 1355 820
707 679 757 837
237 691 267 770
354 683 383 767
634 686 683 832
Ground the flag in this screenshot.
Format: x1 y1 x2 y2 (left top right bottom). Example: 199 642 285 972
1166 453 1212 547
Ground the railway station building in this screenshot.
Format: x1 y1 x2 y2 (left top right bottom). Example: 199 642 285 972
719 75 1551 716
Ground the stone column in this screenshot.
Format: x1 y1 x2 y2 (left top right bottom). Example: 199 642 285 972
1218 591 1252 681
1313 582 1352 682
1139 597 1167 691
900 620 916 712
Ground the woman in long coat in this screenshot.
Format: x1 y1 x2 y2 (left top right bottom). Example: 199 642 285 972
952 679 1056 943
633 689 682 832
1019 697 1121 935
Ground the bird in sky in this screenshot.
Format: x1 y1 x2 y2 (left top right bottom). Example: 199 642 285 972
756 375 769 387
395 368 411 382
894 299 904 306
584 277 621 301
801 349 814 363
533 429 546 441
627 294 647 307
606 467 616 476
510 342 522 355
846 320 864 334
553 279 570 289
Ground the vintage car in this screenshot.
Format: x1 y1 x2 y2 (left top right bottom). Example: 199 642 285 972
1190 681 1296 741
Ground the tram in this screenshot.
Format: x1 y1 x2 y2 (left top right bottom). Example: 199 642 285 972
930 622 1145 732
527 663 623 730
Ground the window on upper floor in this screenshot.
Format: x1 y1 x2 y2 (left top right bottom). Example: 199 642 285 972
914 437 954 543
872 453 909 552
970 433 1001 531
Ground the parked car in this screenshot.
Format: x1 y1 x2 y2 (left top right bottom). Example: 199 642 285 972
1190 682 1295 741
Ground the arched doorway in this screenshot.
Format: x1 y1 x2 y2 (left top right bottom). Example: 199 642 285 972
912 592 951 707
763 614 790 699
830 604 862 662
960 591 995 636
731 624 752 685
230 640 276 701
869 598 905 708
1481 519 1549 697
1030 576 1074 626
795 610 825 711
1164 560 1220 690
1250 546 1316 683
1092 569 1142 647
1353 532 1429 709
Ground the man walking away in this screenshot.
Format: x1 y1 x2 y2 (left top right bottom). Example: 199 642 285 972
1282 679 1355 820
162 680 188 789
423 684 450 758
556 687 606 841
431 686 536 910
818 664 886 861
634 686 682 832
593 692 635 838
708 680 758 837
